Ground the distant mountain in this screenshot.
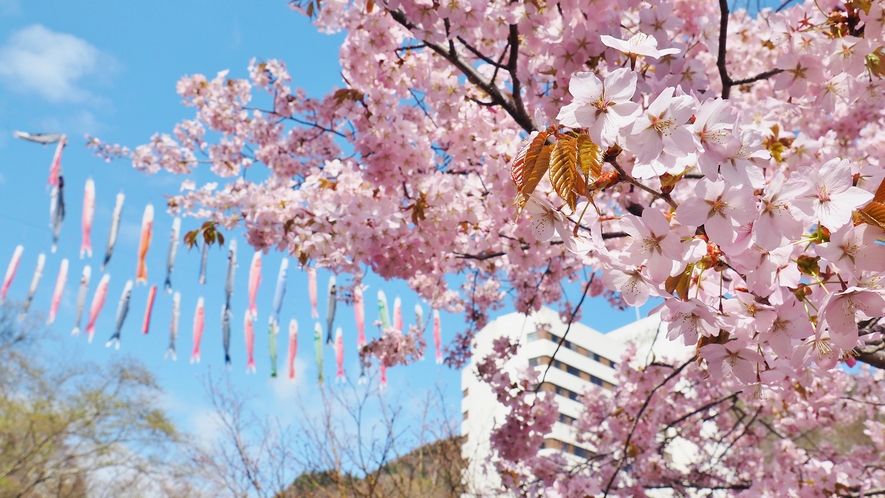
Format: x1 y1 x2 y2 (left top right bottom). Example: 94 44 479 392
282 436 466 498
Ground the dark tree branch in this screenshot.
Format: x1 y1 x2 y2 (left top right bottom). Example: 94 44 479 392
608 157 678 209
386 9 537 132
454 251 507 261
456 36 508 69
717 0 783 98
731 68 783 86
665 392 742 428
534 276 594 392
858 350 885 370
602 357 697 498
775 0 797 13
506 23 533 130
717 0 733 99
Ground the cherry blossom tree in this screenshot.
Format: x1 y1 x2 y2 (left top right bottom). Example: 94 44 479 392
479 339 885 497
91 0 885 491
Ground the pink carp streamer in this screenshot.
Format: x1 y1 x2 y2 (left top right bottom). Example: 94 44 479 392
47 258 68 324
354 286 366 348
135 204 153 285
335 327 345 383
308 267 318 318
245 311 256 373
190 297 205 363
81 178 95 259
85 273 111 343
393 297 402 332
1 245 23 304
433 310 442 364
247 251 261 320
380 363 388 390
288 318 298 381
47 135 66 188
142 285 157 334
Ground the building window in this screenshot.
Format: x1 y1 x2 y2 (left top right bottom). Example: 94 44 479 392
463 411 468 420
526 332 539 342
545 332 616 367
543 438 593 459
559 413 576 426
528 357 539 367
462 388 468 398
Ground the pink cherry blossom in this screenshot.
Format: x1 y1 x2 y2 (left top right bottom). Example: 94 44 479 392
624 86 696 172
794 158 874 231
661 298 723 346
819 287 885 351
815 224 885 282
701 339 764 384
675 179 757 246
618 208 683 282
600 32 681 60
556 68 640 147
774 53 827 98
754 172 806 250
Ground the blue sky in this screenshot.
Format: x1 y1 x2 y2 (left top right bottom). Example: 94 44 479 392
0 0 713 455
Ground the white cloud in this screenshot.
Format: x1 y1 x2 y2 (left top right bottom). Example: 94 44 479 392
0 24 110 102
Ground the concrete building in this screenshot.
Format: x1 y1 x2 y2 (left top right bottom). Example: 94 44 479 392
460 306 690 496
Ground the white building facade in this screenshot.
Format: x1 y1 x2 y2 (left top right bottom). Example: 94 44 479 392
460 307 689 496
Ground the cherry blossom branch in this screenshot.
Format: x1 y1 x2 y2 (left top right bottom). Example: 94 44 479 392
602 356 697 498
387 9 537 133
838 487 885 497
643 484 751 491
663 391 742 428
506 23 532 131
456 36 508 69
775 0 798 13
716 0 783 98
534 276 592 393
731 68 783 86
608 158 678 209
857 350 885 370
453 251 507 261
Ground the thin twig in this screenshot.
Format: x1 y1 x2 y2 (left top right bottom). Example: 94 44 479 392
608 159 678 209
602 356 697 497
534 277 593 392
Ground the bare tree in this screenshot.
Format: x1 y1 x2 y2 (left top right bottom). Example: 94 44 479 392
193 373 465 498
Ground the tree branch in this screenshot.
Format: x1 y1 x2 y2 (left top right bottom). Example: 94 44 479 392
731 68 783 86
664 391 742 428
456 36 508 69
717 0 734 99
387 9 537 133
534 276 593 392
717 0 783 98
602 357 697 497
857 350 885 370
608 157 678 209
